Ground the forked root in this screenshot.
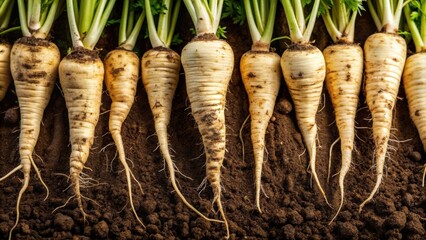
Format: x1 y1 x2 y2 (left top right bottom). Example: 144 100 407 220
7 172 29 240
211 188 229 239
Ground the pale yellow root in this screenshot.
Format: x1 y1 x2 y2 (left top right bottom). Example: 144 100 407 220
4 37 60 240
281 43 329 205
403 52 426 187
104 48 145 227
59 48 104 220
240 45 281 213
0 42 11 101
359 33 406 212
324 43 363 222
181 35 234 239
142 47 223 223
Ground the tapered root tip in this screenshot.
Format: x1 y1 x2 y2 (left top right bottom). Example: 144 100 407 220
311 169 331 207
329 184 344 224
214 197 230 239
359 174 383 213
72 175 88 222
256 200 262 214
9 173 30 240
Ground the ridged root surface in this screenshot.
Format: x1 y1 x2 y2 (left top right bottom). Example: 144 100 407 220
0 42 11 101
240 50 281 212
181 37 234 239
104 48 144 226
324 43 363 222
360 33 406 211
6 37 60 239
281 44 328 205
59 48 104 220
403 52 426 186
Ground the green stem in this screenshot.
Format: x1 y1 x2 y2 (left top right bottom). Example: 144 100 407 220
165 0 181 47
368 0 382 30
321 9 340 42
183 0 197 25
0 0 14 30
33 0 62 39
252 0 264 33
281 0 303 42
259 0 277 44
146 0 164 47
245 0 262 43
421 1 426 43
17 0 31 37
66 0 83 48
294 0 305 33
404 4 423 52
120 10 145 50
79 0 96 37
0 26 21 36
119 0 129 45
126 10 134 37
83 0 117 50
302 0 320 42
158 0 171 43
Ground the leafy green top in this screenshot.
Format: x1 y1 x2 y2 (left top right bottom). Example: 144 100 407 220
404 0 426 52
244 0 277 49
280 0 321 44
66 0 116 50
182 0 225 36
367 0 406 33
320 0 364 43
117 0 145 50
146 0 181 48
17 0 65 39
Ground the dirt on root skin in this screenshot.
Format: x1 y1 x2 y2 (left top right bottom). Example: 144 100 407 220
1 10 425 240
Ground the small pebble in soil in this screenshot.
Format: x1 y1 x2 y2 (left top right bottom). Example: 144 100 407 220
384 211 406 229
407 151 422 162
403 193 414 207
3 107 19 125
54 213 74 231
277 98 293 114
93 220 109 238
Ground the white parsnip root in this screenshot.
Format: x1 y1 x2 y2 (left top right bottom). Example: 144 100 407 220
403 52 426 186
281 44 329 205
59 48 104 220
360 33 406 211
182 35 234 238
324 43 363 222
240 44 280 212
0 42 11 101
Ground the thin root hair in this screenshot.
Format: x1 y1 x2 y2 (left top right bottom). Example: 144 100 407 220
190 151 205 161
99 109 111 116
173 162 193 180
239 114 250 162
146 132 157 140
318 93 326 113
52 195 75 213
34 152 45 164
328 138 340 183
260 184 269 199
197 177 208 197
29 155 49 200
56 83 64 97
102 131 111 138
328 119 336 127
298 148 306 163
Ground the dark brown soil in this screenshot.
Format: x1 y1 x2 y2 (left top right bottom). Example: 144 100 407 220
1 8 425 240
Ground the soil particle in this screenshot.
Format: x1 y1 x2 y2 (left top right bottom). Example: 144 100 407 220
407 151 422 162
405 215 425 235
119 229 132 239
281 224 296 240
403 193 415 207
20 222 31 234
141 199 157 214
0 222 9 234
146 224 160 234
338 222 359 239
93 220 109 238
147 213 160 225
285 174 295 192
364 212 383 229
276 98 293 114
375 198 396 215
384 211 406 229
288 210 304 225
54 213 74 231
302 206 316 221
3 107 19 124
